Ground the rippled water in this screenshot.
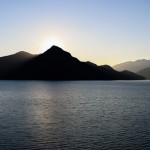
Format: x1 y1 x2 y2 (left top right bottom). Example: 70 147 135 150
0 81 150 150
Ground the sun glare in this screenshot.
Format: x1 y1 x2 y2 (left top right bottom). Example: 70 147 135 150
42 38 64 52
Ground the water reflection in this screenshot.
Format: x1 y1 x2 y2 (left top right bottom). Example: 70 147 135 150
0 81 150 149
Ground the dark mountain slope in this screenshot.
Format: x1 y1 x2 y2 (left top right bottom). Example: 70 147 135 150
121 70 145 80
6 46 145 80
0 51 36 78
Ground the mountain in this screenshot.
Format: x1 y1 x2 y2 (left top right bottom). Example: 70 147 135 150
137 68 150 79
121 70 145 79
113 59 150 73
0 46 145 80
0 51 36 77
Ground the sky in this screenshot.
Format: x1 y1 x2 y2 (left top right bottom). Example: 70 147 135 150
0 0 150 66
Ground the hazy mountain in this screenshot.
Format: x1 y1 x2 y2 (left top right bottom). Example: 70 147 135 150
137 68 150 79
0 46 145 80
113 59 150 73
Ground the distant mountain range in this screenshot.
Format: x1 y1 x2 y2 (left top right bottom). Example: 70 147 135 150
0 46 144 80
113 59 150 79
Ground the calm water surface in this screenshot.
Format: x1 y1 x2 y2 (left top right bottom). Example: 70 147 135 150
0 81 150 150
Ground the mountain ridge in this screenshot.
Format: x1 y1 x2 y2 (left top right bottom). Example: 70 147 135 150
113 59 150 73
0 46 145 80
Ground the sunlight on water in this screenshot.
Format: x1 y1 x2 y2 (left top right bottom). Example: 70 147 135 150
0 81 150 149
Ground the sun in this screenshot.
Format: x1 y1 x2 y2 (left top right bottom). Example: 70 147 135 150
42 38 64 52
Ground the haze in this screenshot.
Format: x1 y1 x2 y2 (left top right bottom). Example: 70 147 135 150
0 0 150 66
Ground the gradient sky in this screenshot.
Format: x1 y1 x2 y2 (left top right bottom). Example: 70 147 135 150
0 0 150 66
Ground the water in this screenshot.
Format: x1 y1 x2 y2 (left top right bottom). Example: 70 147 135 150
0 81 150 150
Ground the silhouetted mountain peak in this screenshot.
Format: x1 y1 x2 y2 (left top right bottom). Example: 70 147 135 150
16 51 32 55
16 51 29 54
100 65 114 71
46 45 63 51
86 61 98 67
44 45 70 55
15 51 34 58
42 45 72 61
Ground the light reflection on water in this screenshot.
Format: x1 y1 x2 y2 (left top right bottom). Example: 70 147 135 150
0 81 150 149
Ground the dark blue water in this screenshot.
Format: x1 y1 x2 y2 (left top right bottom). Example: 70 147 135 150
0 81 150 150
